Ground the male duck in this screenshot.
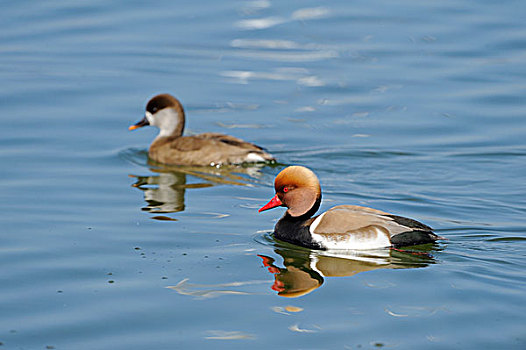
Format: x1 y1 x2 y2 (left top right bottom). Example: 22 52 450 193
259 166 440 249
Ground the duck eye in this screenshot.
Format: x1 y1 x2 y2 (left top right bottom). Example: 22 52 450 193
283 187 289 193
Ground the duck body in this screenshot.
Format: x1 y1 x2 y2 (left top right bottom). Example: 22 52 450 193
130 94 274 166
149 132 273 166
274 205 438 250
260 166 440 250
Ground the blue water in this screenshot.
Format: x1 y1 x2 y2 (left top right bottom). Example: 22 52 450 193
1 0 525 349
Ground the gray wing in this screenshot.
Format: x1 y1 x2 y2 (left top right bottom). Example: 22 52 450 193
311 205 438 247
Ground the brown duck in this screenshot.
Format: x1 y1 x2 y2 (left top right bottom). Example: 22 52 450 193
129 94 275 166
259 166 441 250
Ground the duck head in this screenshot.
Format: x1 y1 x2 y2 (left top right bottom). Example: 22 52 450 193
259 166 322 217
129 93 185 138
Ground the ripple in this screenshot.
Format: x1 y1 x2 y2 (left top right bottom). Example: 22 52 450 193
486 237 526 242
231 39 301 49
236 16 287 30
291 7 330 21
166 278 267 299
118 147 148 167
280 145 421 160
288 324 319 333
221 68 326 84
227 49 339 62
239 0 271 15
205 330 256 340
384 305 449 318
236 6 330 31
253 231 278 247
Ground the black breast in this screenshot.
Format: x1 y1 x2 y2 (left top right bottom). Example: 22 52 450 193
273 214 324 250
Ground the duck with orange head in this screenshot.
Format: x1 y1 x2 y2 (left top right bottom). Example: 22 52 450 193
259 166 441 250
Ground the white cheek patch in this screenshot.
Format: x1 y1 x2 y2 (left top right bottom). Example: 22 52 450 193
310 221 391 250
145 111 154 124
152 109 181 137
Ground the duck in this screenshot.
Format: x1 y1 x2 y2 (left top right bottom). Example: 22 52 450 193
259 166 441 250
129 94 275 166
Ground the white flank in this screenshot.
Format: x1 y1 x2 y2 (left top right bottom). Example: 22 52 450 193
310 223 391 250
245 152 266 162
309 212 326 233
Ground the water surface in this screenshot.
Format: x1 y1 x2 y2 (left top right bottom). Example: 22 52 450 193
1 0 525 349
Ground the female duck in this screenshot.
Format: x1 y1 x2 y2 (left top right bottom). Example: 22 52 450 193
129 94 275 166
259 166 441 250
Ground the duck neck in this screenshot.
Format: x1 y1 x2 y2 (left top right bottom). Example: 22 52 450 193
274 197 323 250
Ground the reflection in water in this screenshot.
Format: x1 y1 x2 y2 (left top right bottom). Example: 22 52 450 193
259 247 436 298
131 170 190 213
130 162 266 217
